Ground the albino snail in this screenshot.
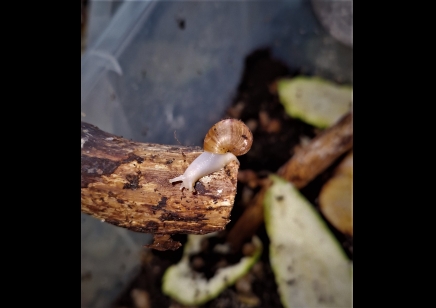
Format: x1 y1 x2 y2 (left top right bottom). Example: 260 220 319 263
169 119 253 192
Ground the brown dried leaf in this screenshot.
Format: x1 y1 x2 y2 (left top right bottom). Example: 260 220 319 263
319 152 353 235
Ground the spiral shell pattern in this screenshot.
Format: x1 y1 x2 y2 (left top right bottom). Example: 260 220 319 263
203 119 253 156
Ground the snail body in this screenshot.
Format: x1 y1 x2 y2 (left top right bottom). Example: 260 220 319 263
168 152 238 192
169 119 253 192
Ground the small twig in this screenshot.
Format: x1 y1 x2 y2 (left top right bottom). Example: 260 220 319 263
227 112 353 250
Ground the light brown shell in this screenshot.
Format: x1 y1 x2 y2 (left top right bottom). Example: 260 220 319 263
203 119 253 156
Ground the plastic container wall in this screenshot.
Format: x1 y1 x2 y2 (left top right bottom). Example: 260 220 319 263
81 0 352 144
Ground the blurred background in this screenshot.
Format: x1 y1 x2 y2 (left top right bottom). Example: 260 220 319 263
81 0 352 307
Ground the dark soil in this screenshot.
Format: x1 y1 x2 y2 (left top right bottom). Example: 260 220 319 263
112 48 352 308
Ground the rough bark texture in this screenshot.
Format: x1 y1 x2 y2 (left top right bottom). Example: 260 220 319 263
227 112 353 250
81 122 239 250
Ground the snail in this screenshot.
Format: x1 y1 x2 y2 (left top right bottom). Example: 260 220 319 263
169 119 253 192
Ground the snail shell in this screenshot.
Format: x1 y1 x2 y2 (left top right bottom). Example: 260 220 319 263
203 119 253 156
169 118 253 192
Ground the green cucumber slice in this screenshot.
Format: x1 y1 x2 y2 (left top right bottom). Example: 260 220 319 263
264 175 352 308
277 76 352 128
162 233 262 306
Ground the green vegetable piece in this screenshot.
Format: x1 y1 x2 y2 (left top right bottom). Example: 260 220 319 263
277 76 352 128
162 233 262 306
264 175 352 308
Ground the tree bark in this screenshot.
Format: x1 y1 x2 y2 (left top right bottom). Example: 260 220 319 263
81 122 239 250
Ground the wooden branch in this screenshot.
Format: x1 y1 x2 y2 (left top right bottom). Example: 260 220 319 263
277 112 353 186
81 122 239 250
227 112 353 250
